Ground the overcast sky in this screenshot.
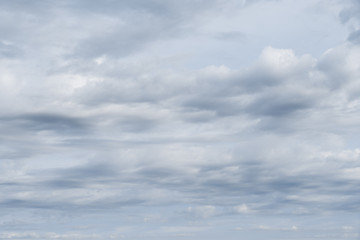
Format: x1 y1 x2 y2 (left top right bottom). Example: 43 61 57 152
0 0 360 239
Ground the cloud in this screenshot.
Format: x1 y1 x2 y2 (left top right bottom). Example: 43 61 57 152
348 29 360 44
62 0 225 59
233 204 253 214
1 45 360 214
1 1 360 239
339 0 360 44
6 113 89 134
256 225 298 231
187 205 216 219
0 40 22 58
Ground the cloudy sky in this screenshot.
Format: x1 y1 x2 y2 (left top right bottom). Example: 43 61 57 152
0 0 360 239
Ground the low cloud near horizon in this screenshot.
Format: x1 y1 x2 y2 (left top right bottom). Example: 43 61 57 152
1 0 360 239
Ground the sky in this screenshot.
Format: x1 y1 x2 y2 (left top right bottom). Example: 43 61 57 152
0 0 360 239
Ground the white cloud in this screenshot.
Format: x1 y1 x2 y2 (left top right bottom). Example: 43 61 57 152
233 204 253 214
187 205 216 219
256 225 298 231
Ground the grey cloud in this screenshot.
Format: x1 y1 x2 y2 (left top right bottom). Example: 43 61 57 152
137 167 176 179
316 45 360 94
338 0 360 24
182 97 243 117
75 76 176 105
0 1 66 54
1 164 140 210
0 44 356 214
46 179 84 189
0 0 56 12
0 142 358 235
339 8 357 24
73 14 178 59
236 71 281 92
2 0 212 62
69 0 220 59
179 75 316 123
0 113 93 161
0 41 22 58
63 146 353 213
58 163 118 179
117 115 158 132
0 113 89 134
22 163 122 190
195 164 359 212
1 1 359 238
68 0 217 17
245 92 313 117
339 0 360 44
180 110 217 123
348 29 360 44
0 199 72 210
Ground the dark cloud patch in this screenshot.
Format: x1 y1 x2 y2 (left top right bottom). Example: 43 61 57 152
46 179 84 189
38 163 120 187
339 0 360 23
194 163 359 211
339 0 360 44
179 72 315 123
133 166 195 189
339 8 357 24
0 196 145 211
57 163 119 180
236 71 281 92
348 29 360 44
0 113 89 135
0 199 59 210
182 97 243 117
246 92 312 117
137 167 175 179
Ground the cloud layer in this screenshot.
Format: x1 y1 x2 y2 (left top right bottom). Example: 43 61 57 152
1 0 360 239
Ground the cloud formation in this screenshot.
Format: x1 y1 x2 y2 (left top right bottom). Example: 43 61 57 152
1 0 360 239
